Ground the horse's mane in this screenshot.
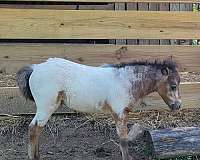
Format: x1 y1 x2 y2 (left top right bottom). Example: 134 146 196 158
102 58 178 71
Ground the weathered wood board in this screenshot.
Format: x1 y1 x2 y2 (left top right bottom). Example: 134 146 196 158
149 2 160 45
79 3 114 10
149 127 200 159
126 2 138 45
0 44 200 74
0 9 200 39
0 4 77 9
2 0 200 3
138 2 150 45
114 2 127 45
0 83 199 115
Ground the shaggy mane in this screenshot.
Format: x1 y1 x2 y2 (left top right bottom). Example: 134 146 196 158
104 59 178 71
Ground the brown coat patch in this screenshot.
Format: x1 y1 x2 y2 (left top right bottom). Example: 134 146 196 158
28 121 43 160
56 90 65 105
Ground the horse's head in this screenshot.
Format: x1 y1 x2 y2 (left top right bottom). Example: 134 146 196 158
156 65 181 112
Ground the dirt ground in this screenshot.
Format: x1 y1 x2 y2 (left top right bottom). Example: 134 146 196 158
0 72 200 160
1 109 200 160
0 114 152 160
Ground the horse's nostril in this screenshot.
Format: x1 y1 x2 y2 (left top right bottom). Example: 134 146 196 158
175 101 181 110
171 101 181 111
176 101 181 108
171 104 176 110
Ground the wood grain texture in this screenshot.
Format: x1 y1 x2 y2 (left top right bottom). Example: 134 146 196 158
78 3 114 44
78 3 114 10
0 83 199 114
114 2 127 45
138 3 149 45
170 3 180 45
0 44 199 73
0 9 200 39
149 127 200 159
2 0 200 3
126 2 138 45
149 3 160 45
159 2 170 45
179 3 192 45
0 4 77 9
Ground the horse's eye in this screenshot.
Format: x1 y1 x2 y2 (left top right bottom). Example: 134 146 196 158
171 85 177 91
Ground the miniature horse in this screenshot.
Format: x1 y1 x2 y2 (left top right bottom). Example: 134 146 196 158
16 58 181 160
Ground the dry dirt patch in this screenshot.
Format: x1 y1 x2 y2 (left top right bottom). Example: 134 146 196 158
1 109 200 160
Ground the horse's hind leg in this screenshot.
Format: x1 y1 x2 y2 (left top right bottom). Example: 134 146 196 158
28 107 58 160
28 91 63 160
28 117 42 160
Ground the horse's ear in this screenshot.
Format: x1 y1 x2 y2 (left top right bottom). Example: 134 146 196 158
161 67 169 76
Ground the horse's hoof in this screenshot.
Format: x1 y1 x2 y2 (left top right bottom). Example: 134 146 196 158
29 155 40 160
128 156 133 160
33 156 40 160
28 154 40 160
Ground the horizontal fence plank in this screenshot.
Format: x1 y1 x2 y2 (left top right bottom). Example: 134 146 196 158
0 44 199 73
0 9 200 39
2 0 200 3
0 83 199 114
0 4 77 9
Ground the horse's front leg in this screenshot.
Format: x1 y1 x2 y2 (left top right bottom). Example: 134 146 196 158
114 108 132 160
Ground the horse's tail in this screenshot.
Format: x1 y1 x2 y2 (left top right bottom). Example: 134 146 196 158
16 65 34 101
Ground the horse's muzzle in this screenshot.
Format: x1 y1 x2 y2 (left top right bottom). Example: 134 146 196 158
171 101 181 111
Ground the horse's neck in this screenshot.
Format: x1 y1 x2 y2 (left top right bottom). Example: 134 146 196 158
123 66 157 101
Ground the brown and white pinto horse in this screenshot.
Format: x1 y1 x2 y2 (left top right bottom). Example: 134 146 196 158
16 58 181 160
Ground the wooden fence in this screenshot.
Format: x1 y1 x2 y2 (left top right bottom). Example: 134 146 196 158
0 0 199 114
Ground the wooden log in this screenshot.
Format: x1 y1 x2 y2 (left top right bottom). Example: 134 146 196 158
0 82 199 114
0 9 200 39
148 127 200 159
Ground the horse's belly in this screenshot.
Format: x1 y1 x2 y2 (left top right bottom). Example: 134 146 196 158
64 94 103 113
70 104 100 113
